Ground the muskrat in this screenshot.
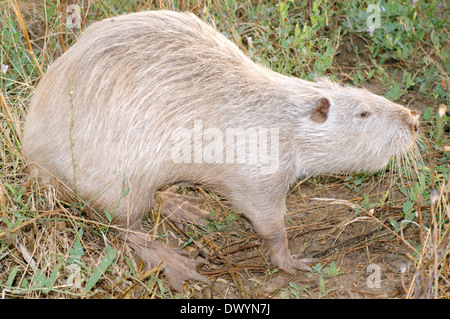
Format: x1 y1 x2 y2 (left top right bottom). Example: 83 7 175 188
23 10 418 290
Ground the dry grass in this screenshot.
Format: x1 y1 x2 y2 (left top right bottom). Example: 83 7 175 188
0 0 449 299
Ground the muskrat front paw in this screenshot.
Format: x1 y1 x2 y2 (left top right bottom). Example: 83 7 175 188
271 253 316 273
289 256 318 272
154 187 217 227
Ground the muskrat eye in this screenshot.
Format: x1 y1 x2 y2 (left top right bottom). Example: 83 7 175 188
358 112 371 118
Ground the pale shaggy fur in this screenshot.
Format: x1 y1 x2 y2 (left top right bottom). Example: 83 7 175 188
23 10 417 289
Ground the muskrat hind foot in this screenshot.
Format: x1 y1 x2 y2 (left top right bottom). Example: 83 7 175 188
154 187 217 227
126 231 209 291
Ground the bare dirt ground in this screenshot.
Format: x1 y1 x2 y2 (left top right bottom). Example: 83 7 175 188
167 177 417 299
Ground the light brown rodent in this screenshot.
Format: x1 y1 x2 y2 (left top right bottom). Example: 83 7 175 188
23 10 418 290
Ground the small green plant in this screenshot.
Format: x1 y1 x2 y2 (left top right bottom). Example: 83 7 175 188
265 268 279 276
311 261 343 278
282 281 310 299
344 173 371 192
306 262 343 298
83 245 116 295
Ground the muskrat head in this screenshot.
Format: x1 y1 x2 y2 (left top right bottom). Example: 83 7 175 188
299 82 419 175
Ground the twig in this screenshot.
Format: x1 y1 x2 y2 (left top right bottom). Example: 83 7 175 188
0 91 22 154
418 42 450 84
152 197 163 239
430 189 439 299
0 210 57 238
310 221 385 258
288 176 310 195
310 197 419 254
8 0 44 77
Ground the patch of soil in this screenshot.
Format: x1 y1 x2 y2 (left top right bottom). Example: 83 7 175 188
148 175 418 299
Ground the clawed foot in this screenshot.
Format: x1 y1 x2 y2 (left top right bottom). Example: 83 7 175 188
127 232 209 291
265 233 317 273
274 255 317 272
156 247 209 291
154 186 217 227
125 187 216 291
269 247 317 273
289 256 318 272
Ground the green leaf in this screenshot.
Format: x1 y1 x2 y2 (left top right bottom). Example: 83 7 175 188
390 219 400 233
104 209 113 223
31 268 46 289
5 266 19 288
68 228 84 264
403 200 413 215
84 245 116 294
181 237 193 248
44 263 62 292
423 107 433 121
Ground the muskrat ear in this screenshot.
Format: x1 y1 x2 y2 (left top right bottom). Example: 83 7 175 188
310 97 330 123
